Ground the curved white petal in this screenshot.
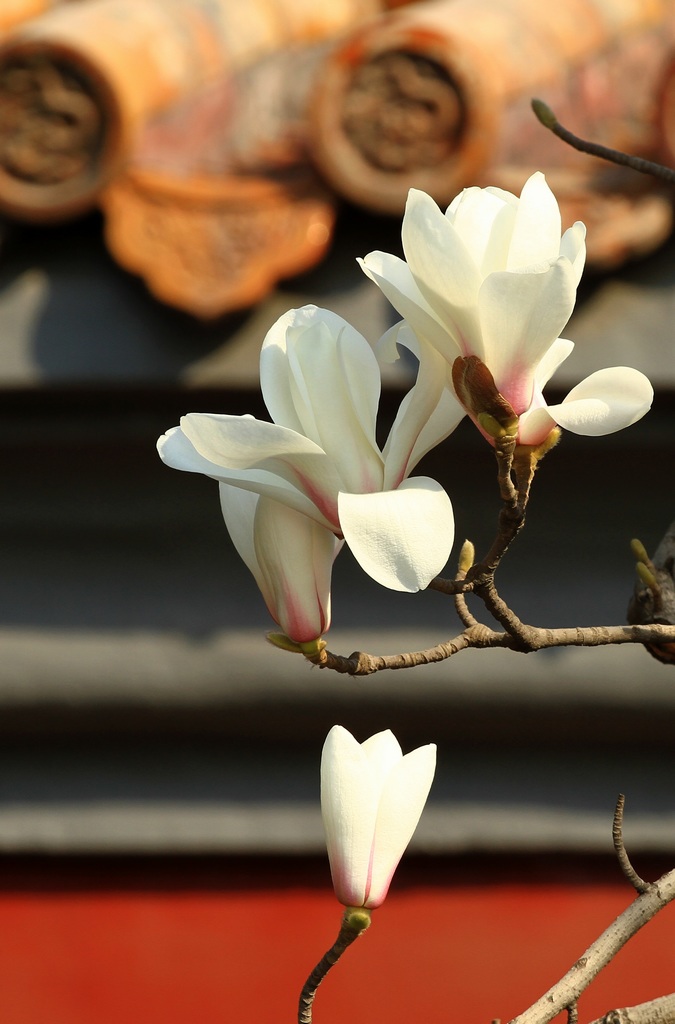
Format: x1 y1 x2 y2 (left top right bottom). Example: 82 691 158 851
218 484 266 593
220 487 338 641
382 327 464 488
560 221 587 288
507 172 562 269
516 405 557 446
478 258 577 413
260 308 310 435
402 189 483 358
366 743 437 908
260 306 383 492
403 189 481 305
179 413 343 528
159 424 228 476
361 730 403 791
160 424 332 526
548 367 654 436
359 251 461 362
444 185 516 276
321 726 379 908
534 337 575 391
338 477 454 592
253 496 338 642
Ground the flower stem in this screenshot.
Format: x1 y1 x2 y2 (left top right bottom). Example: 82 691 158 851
298 907 371 1024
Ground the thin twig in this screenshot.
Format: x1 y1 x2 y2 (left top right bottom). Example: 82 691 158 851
455 588 479 629
427 575 468 596
509 867 675 1024
319 630 480 675
453 556 480 629
475 576 534 645
531 99 675 183
612 794 652 895
567 1002 578 1024
467 502 527 581
298 909 371 1024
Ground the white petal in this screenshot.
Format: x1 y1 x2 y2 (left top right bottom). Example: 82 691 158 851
533 337 575 391
321 726 379 908
179 413 342 528
361 730 402 795
560 221 587 288
445 185 516 276
516 405 557 446
220 486 338 642
401 189 483 358
359 251 460 362
478 258 578 413
260 306 383 492
218 484 267 597
253 497 338 642
338 477 454 592
548 367 654 435
366 743 436 908
259 308 308 435
507 172 562 269
158 424 230 476
159 424 330 525
382 329 464 488
403 189 481 305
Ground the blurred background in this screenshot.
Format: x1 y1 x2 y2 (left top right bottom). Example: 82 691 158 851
0 1 675 1021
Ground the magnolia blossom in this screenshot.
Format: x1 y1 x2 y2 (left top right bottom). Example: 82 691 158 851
361 172 653 446
158 307 459 631
321 726 436 909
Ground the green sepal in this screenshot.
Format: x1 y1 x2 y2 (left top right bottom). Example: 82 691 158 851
342 907 372 934
266 632 326 658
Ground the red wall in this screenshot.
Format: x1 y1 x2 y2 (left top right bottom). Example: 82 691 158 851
0 855 672 1024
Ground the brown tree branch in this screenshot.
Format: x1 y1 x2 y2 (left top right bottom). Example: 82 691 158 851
508 868 675 1024
587 993 675 1024
318 630 480 675
315 622 675 675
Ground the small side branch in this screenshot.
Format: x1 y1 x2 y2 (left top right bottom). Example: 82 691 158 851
454 542 480 629
475 576 534 645
531 99 675 183
613 795 652 895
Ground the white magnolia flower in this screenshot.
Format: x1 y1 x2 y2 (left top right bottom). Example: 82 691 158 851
361 172 653 446
158 306 459 614
321 726 436 909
